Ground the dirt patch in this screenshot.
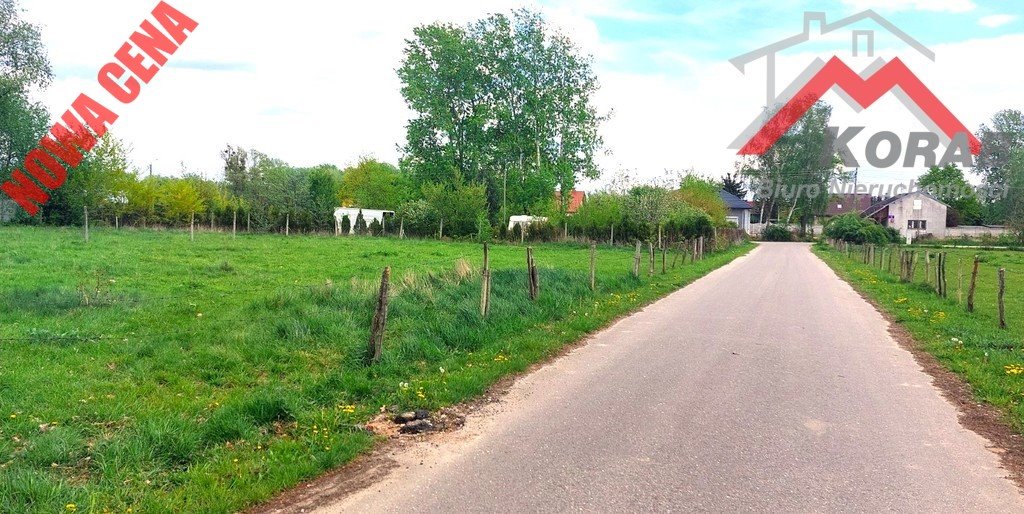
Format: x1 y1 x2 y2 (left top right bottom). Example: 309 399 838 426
839 273 1024 493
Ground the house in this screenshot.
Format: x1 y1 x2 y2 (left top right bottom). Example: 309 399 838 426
333 207 394 234
719 190 752 232
862 191 947 239
825 194 874 217
555 190 586 214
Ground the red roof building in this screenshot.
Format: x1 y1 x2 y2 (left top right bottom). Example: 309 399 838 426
555 190 587 214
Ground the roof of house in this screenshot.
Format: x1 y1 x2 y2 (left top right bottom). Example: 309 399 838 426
719 190 752 210
825 194 874 216
861 191 948 217
555 190 587 214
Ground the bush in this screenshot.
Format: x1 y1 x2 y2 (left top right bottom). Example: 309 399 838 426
761 224 793 241
824 214 901 244
397 199 438 237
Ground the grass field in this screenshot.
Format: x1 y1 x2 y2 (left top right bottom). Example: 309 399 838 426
814 243 1024 434
0 226 751 513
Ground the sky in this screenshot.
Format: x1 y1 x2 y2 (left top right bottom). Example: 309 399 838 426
16 0 1024 193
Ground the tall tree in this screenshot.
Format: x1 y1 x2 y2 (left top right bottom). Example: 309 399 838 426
975 109 1024 224
739 101 844 234
1 0 52 213
918 164 982 226
398 9 605 220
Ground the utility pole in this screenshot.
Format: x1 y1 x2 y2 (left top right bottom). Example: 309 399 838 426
851 167 859 214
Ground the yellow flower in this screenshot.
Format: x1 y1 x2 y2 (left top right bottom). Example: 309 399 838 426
1005 364 1024 375
65 504 77 512
895 298 908 304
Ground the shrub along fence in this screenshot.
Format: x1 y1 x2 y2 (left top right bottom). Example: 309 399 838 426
825 239 1010 331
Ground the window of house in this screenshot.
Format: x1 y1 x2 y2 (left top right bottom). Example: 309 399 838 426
907 220 927 230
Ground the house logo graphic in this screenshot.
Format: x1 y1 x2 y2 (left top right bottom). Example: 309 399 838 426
728 10 981 167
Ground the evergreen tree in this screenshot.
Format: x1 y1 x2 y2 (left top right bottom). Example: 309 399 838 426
354 210 367 234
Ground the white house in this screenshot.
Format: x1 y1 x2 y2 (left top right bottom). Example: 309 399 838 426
333 208 394 235
862 191 947 239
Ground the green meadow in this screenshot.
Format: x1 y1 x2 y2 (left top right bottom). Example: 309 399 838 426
0 226 750 513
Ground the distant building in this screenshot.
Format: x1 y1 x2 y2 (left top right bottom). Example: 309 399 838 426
719 190 752 232
333 207 394 234
555 190 587 214
825 194 874 217
862 191 948 239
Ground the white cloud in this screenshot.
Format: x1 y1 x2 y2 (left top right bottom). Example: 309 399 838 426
841 0 976 13
979 14 1018 28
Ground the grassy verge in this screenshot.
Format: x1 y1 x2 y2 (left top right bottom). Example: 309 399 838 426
0 226 751 513
813 243 1024 434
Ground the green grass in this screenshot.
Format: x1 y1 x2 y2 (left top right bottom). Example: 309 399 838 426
814 242 1024 433
0 226 751 513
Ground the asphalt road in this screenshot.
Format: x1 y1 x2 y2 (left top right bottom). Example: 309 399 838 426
321 243 1023 512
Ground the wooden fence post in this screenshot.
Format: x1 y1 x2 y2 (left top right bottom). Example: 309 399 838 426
648 242 654 276
968 255 980 312
924 252 931 288
957 257 964 305
610 224 615 246
525 247 539 300
399 218 405 239
632 241 641 278
481 243 491 317
190 211 195 241
589 243 596 291
368 266 391 364
233 210 237 239
661 244 667 274
531 249 539 299
999 268 1007 329
440 218 445 240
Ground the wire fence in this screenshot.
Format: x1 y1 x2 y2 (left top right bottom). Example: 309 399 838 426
825 239 1014 330
1 232 750 348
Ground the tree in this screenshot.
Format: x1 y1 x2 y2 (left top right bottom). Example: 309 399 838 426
338 158 410 209
721 173 747 198
398 9 605 219
421 179 488 237
739 101 844 234
676 175 727 225
307 164 341 230
50 135 131 227
624 185 673 240
917 164 982 226
1 0 52 209
221 145 249 196
975 109 1024 224
353 209 367 235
